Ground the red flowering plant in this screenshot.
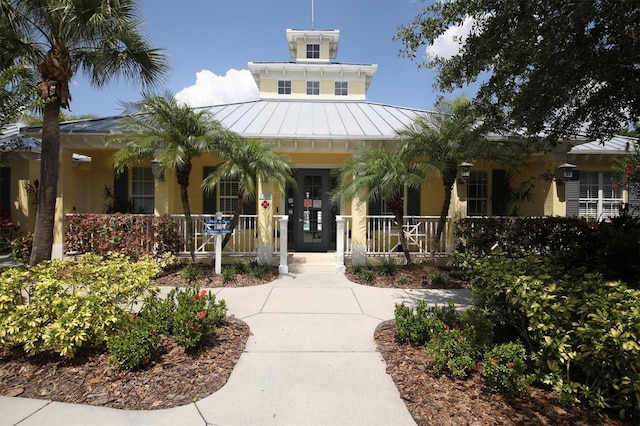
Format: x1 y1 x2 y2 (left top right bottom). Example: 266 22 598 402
483 341 532 397
165 286 227 349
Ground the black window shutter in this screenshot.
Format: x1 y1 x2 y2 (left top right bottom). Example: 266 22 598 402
113 168 128 212
202 166 216 214
243 193 256 215
0 167 10 216
491 169 508 216
407 185 421 216
566 170 580 216
368 196 382 215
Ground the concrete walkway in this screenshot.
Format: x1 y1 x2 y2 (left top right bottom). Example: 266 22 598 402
1 272 472 426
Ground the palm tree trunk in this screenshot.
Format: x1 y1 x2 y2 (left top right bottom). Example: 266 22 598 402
179 183 195 263
176 164 195 262
431 171 456 258
395 210 413 265
222 197 244 249
29 98 61 266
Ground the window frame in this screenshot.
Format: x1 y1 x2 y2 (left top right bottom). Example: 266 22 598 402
306 43 320 59
467 170 488 217
334 81 348 96
130 166 154 214
306 80 320 95
578 171 623 219
277 80 292 95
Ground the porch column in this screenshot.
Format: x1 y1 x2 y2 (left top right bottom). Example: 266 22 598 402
351 190 367 266
279 215 288 274
257 178 274 265
335 215 345 273
153 173 169 216
53 151 74 259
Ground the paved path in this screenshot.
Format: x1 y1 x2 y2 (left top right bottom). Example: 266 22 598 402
1 272 471 426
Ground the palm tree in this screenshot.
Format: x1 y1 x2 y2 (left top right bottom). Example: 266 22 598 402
331 146 433 265
2 0 168 265
203 138 295 250
109 91 232 262
397 96 490 256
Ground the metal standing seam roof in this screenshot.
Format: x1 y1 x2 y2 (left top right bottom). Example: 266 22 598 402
569 135 639 154
21 99 433 141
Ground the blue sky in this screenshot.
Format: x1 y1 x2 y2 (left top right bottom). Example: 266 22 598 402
68 0 475 117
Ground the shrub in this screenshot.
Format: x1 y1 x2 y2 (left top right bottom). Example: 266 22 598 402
360 270 376 283
221 267 237 285
467 254 640 419
10 233 32 264
395 300 439 346
377 259 397 276
107 314 161 370
0 253 160 357
166 287 227 349
249 263 272 279
181 263 202 285
430 270 447 287
230 260 248 274
427 327 476 378
64 213 182 260
484 342 531 397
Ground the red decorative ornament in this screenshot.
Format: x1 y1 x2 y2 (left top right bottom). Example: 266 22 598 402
261 200 270 209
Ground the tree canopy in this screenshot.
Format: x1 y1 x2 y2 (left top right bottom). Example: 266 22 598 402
395 0 640 142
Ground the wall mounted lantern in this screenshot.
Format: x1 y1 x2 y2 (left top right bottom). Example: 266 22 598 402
150 158 164 181
458 162 473 183
556 163 576 184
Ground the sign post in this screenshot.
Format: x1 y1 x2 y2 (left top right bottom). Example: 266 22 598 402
204 213 233 274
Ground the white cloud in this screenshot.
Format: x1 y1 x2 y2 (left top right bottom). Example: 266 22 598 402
425 16 475 60
175 69 259 108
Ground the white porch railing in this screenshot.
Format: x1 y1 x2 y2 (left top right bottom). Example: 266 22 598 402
65 214 450 268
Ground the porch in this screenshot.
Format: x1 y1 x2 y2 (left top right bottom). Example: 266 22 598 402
66 214 451 272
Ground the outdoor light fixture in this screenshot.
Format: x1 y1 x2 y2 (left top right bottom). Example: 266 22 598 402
556 163 576 184
458 162 473 183
150 158 164 181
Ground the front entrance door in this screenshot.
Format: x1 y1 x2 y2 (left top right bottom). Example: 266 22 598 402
286 169 335 252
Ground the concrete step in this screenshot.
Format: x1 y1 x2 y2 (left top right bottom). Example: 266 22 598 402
288 252 337 273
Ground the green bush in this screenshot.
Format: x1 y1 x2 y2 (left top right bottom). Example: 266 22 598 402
181 263 202 285
429 270 447 287
10 233 32 264
427 327 476 378
221 267 237 285
484 342 531 397
166 287 227 349
107 314 161 370
0 253 161 357
360 270 376 283
249 263 272 279
395 300 439 346
230 260 248 274
467 254 640 419
377 259 397 276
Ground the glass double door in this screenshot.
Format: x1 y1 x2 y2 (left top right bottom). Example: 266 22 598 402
286 169 336 252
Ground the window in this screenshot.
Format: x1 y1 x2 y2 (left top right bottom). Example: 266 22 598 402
306 43 320 59
334 81 348 96
579 171 623 219
306 81 320 95
277 80 291 95
131 167 154 214
467 170 488 216
218 178 239 215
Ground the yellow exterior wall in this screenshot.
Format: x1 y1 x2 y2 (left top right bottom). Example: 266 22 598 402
348 81 365 97
292 80 306 96
9 156 37 233
260 79 278 96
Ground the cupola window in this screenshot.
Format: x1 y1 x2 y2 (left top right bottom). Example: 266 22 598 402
306 43 320 59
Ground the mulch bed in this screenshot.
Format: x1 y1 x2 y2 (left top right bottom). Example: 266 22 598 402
0 318 249 410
